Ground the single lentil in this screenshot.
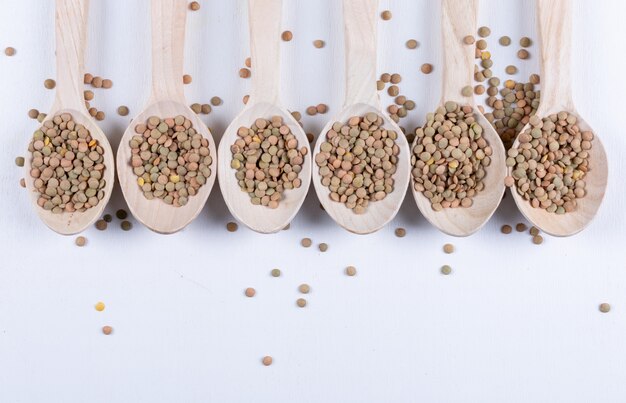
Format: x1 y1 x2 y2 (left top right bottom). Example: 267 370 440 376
313 39 325 48
44 79 56 89
515 223 527 232
15 156 25 167
102 326 113 335
463 35 475 45
441 265 452 275
301 238 312 247
210 96 222 106
499 36 511 46
421 63 433 74
4 47 16 56
381 10 392 20
226 222 238 232
245 287 256 297
517 49 530 59
520 37 532 47
443 243 454 254
298 284 310 294
532 235 543 245
262 356 273 366
501 224 512 234
395 228 406 238
189 1 200 10
121 220 132 231
271 268 281 277
183 74 192 84
478 26 491 38
599 303 611 313
103 214 112 222
75 236 86 247
95 301 105 311
346 266 357 276
28 109 39 119
95 219 107 230
281 31 293 41
117 106 129 116
296 298 307 308
406 39 418 49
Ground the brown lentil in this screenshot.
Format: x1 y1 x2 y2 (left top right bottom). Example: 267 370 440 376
421 63 433 74
230 116 306 208
381 10 392 20
395 228 406 238
281 31 293 41
117 106 129 116
183 74 192 84
245 287 256 297
520 37 532 47
463 35 475 45
226 222 238 232
189 1 200 11
530 226 539 236
515 223 527 232
210 96 222 106
102 326 113 335
478 26 491 38
298 284 310 294
411 102 491 210
315 113 400 214
313 39 325 48
121 220 132 231
28 113 107 213
28 109 39 119
532 235 543 245
517 49 529 59
44 79 56 89
75 236 87 247
406 39 418 49
296 298 307 308
346 266 357 276
95 219 107 231
319 243 328 252
599 303 611 313
501 224 512 234
4 47 16 56
15 156 25 167
499 36 511 46
262 356 273 366
130 115 212 206
239 68 251 78
443 243 454 254
103 214 112 222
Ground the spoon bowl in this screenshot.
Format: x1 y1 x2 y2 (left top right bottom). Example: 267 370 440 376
25 108 115 235
24 0 114 235
411 109 506 236
509 109 607 237
117 101 217 234
312 102 410 234
218 102 311 234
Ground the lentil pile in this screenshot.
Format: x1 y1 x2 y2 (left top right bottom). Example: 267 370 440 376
130 115 212 206
508 112 592 214
230 116 306 209
411 102 491 210
28 113 107 213
314 113 400 214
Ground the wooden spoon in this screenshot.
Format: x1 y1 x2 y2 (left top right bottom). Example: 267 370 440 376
410 0 507 237
217 0 311 234
508 0 607 237
24 0 115 235
311 0 411 235
117 0 217 234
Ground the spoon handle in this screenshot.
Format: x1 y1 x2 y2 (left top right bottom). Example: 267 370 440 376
537 0 574 113
343 0 379 108
150 0 187 103
54 0 89 112
441 0 478 105
249 0 282 105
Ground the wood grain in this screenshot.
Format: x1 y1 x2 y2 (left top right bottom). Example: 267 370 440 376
24 0 115 235
508 0 608 237
116 0 217 234
216 0 311 234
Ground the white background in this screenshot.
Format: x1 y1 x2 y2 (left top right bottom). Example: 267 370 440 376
1 0 626 402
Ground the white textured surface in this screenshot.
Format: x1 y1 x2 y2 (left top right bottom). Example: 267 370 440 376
1 1 626 402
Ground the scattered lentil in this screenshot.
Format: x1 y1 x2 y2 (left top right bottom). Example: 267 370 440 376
529 226 539 236
75 236 86 247
189 1 200 10
421 63 433 74
395 228 406 238
299 284 310 294
130 115 212 206
28 109 39 119
239 68 251 78
117 106 129 116
44 79 56 89
95 301 105 311
245 287 256 297
226 222 238 232
121 220 132 231
599 303 611 313
230 116 306 208
91 76 103 88
95 219 107 231
210 96 222 106
313 39 325 48
517 49 529 59
116 209 128 219
262 356 273 366
441 265 452 275
183 74 192 84
381 10 392 20
271 268 281 277
406 39 418 49
463 35 475 45
478 26 491 38
515 223 527 232
301 238 312 247
499 36 511 46
532 235 543 245
505 65 518 75
315 113 400 214
4 47 16 56
15 156 25 167
102 79 113 89
102 326 113 335
501 224 512 234
296 298 307 308
318 243 328 253
461 86 473 97
281 31 293 41
443 243 454 254
346 266 357 276
103 214 112 222
520 37 532 47
19 178 26 188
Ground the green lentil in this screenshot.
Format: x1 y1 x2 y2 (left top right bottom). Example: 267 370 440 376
520 37 532 47
478 26 491 38
103 214 112 223
499 36 511 46
15 156 25 167
441 265 452 275
121 220 132 231
116 209 128 220
271 268 281 277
